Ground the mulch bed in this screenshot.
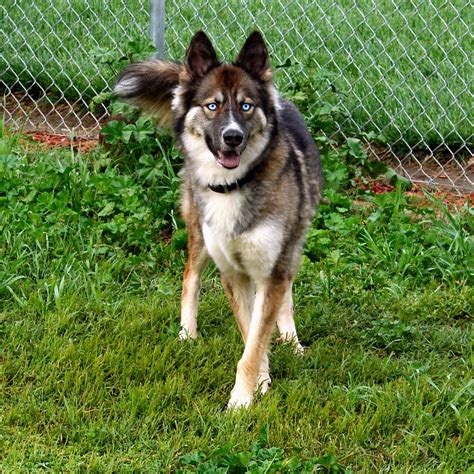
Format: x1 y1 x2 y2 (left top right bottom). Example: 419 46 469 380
355 178 473 209
28 131 99 153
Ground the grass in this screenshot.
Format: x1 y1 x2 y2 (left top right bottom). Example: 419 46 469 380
1 0 472 149
1 124 472 471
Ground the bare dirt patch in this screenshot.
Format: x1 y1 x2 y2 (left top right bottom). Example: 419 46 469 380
2 91 105 139
366 143 474 193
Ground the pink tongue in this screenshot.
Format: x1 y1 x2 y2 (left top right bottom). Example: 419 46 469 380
217 151 240 169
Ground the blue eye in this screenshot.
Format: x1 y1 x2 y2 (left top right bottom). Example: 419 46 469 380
206 103 218 111
241 103 253 112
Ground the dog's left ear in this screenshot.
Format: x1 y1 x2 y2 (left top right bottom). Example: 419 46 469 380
235 31 272 82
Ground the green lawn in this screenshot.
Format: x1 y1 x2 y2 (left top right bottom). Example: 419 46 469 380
1 125 472 471
1 0 472 149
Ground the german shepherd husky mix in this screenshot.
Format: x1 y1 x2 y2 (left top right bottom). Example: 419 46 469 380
115 31 323 409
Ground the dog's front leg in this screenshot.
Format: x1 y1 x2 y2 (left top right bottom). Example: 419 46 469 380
221 272 271 393
179 229 209 340
228 277 289 409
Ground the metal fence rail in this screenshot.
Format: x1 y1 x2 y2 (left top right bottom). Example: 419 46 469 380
1 0 472 191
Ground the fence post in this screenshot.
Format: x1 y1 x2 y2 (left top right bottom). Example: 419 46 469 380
150 0 166 59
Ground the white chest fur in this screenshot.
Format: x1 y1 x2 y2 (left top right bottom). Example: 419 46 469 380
201 191 284 281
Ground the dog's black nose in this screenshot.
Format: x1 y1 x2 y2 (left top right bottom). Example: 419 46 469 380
223 129 244 147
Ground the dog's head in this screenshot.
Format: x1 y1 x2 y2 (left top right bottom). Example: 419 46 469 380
175 31 275 171
115 32 277 177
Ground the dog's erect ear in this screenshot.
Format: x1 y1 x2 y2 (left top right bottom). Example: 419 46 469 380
235 31 271 82
184 31 219 79
114 60 181 127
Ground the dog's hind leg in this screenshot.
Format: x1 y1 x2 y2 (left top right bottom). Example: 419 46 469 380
179 229 209 340
276 283 305 354
228 277 290 409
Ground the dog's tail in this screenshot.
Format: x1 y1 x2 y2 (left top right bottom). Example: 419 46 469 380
114 60 181 128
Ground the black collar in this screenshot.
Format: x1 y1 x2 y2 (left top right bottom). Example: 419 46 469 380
208 169 255 194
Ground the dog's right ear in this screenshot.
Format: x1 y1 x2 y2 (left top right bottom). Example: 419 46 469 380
184 31 219 79
114 60 181 127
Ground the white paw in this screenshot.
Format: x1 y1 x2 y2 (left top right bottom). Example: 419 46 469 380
277 334 305 355
227 386 253 410
257 373 272 395
294 343 305 356
178 327 198 340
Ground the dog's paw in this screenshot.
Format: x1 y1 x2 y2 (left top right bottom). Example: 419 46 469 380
257 373 272 395
293 343 305 356
178 327 198 341
227 387 253 410
276 334 305 355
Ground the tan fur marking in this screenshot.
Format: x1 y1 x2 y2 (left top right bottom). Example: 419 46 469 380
179 184 209 339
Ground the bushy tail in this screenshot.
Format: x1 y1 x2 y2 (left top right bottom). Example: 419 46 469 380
114 60 181 128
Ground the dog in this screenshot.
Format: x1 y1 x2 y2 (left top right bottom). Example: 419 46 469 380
114 31 323 409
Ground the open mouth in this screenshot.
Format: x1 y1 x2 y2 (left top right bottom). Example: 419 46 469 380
216 150 241 169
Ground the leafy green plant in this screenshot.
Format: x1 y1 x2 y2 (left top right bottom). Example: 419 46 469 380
306 181 473 288
100 117 182 233
285 68 345 137
89 37 157 113
286 71 391 192
91 38 183 236
0 131 182 306
362 318 417 352
0 119 23 161
178 425 350 473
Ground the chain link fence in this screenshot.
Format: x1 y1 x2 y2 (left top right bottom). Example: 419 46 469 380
2 0 472 191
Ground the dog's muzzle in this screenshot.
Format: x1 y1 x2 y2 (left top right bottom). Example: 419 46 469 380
216 129 244 169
